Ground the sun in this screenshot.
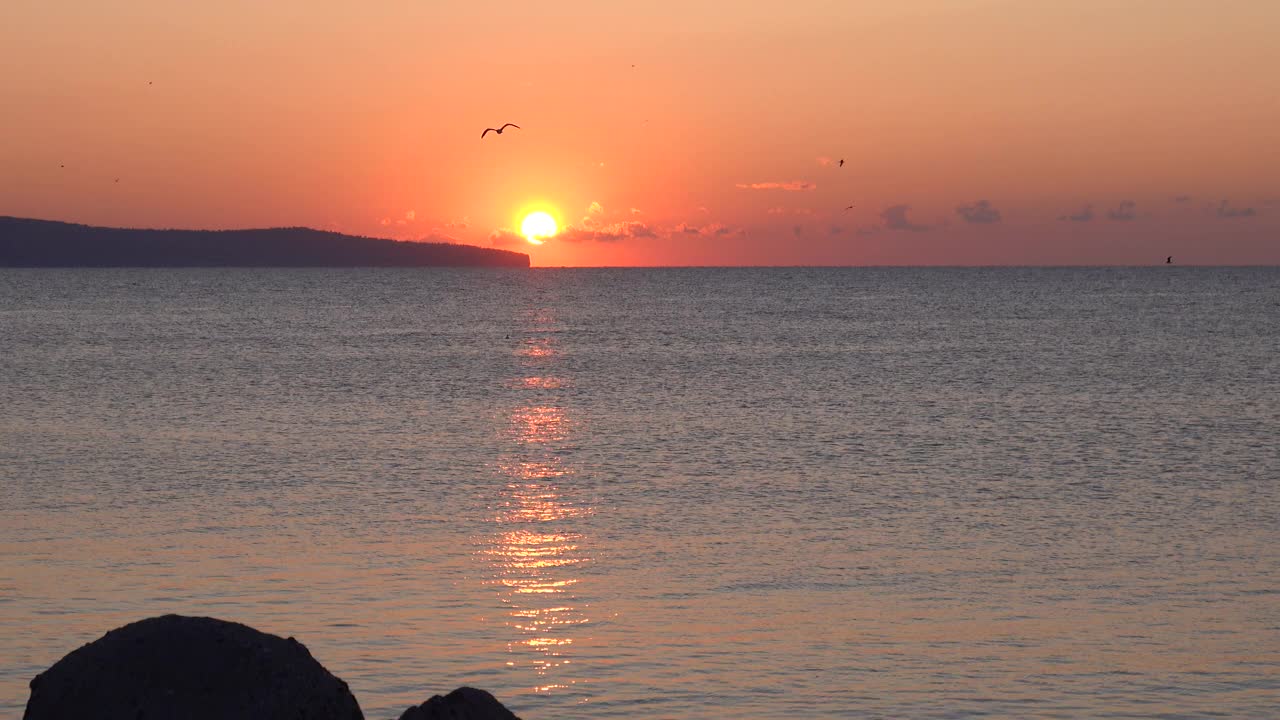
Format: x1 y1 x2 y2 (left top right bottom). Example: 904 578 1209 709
521 211 558 245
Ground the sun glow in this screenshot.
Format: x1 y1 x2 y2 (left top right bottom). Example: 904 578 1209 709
521 212 558 244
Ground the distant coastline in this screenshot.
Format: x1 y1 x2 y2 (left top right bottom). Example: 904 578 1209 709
0 216 529 268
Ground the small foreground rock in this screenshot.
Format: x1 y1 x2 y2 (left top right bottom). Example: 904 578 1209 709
397 687 522 720
24 614 363 720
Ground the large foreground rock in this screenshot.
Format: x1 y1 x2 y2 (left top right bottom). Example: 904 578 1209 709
397 688 521 720
24 614 363 720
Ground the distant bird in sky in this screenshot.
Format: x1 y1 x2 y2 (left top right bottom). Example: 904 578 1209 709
838 159 844 167
114 178 119 183
1166 256 1173 264
843 205 854 212
481 123 520 138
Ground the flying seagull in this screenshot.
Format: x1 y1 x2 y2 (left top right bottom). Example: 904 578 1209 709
481 123 520 139
838 159 844 167
843 205 854 212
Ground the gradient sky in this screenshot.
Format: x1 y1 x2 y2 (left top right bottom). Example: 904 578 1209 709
2 0 1277 266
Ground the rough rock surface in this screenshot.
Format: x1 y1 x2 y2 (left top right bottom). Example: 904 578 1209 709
24 614 364 720
397 687 522 720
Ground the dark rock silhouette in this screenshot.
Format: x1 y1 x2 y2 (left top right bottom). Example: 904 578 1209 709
23 614 364 720
0 216 530 267
397 688 522 720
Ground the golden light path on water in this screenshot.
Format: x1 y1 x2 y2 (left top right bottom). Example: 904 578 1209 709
483 307 593 696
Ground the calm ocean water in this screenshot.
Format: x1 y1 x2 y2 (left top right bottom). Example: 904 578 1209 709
1 267 1278 718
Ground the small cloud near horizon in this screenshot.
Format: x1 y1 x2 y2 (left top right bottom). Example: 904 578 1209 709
561 220 658 243
1216 200 1257 219
675 222 739 237
1058 205 1094 222
579 201 606 228
881 205 930 232
1172 195 1192 205
1107 200 1137 221
955 199 1001 224
736 181 816 192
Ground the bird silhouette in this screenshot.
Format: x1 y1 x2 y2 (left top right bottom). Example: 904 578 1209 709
1166 256 1173 264
481 123 520 138
838 159 845 167
843 205 854 212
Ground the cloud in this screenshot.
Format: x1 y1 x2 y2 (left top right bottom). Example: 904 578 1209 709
881 205 930 232
444 216 469 230
1058 205 1094 222
856 225 882 238
1216 200 1257 218
1172 195 1192 205
1107 200 1137 221
560 220 658 243
828 225 844 236
767 207 787 215
816 157 834 167
629 207 643 216
674 222 738 237
955 199 1002 224
735 181 816 191
577 201 608 228
405 209 416 221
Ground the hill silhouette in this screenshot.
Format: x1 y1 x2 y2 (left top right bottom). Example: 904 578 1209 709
0 216 529 267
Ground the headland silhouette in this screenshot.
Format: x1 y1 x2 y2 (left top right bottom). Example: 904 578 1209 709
0 216 529 268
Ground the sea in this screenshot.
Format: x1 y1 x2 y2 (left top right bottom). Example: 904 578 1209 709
1 267 1277 719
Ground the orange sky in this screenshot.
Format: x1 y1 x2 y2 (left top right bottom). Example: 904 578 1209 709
2 0 1277 265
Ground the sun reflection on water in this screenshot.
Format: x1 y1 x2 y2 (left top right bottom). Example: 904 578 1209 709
483 310 594 692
